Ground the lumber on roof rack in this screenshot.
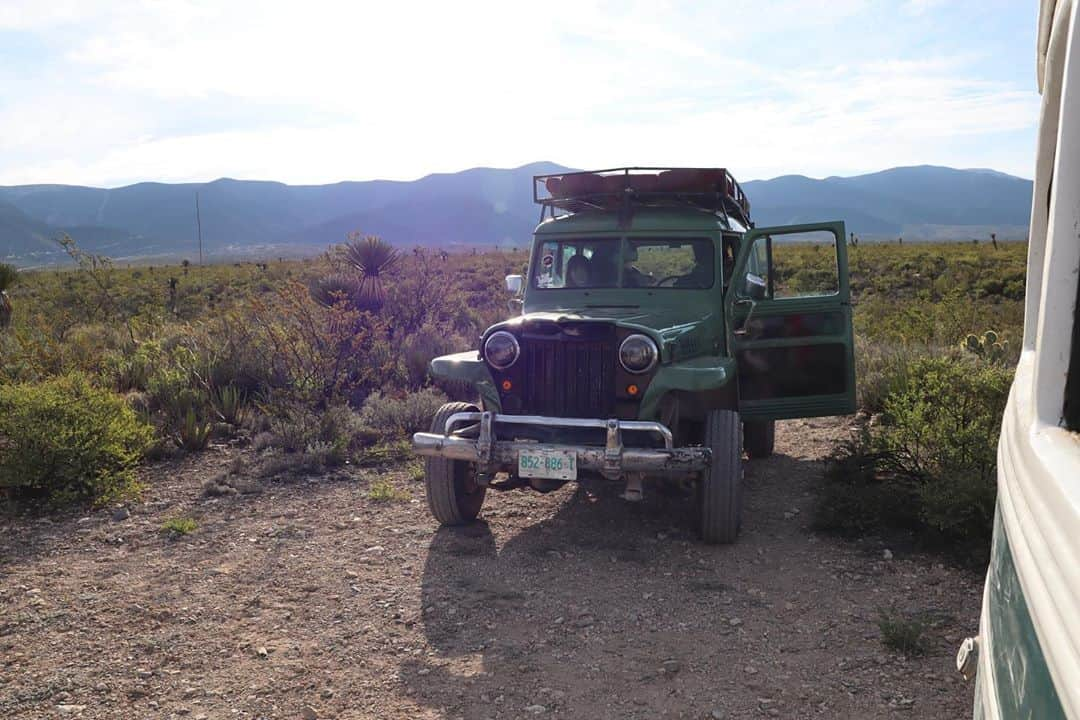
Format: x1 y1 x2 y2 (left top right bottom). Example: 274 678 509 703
533 167 752 227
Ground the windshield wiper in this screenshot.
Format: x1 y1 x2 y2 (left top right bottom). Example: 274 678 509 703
584 303 640 309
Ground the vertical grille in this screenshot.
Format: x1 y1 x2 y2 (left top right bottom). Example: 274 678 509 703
521 337 616 418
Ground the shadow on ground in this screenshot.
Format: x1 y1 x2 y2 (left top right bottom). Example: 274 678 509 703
403 453 820 718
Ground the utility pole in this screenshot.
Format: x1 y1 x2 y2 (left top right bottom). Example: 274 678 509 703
195 191 204 265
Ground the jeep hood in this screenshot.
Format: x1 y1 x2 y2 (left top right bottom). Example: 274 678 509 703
491 308 714 349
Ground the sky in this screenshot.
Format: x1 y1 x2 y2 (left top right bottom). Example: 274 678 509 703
0 0 1040 188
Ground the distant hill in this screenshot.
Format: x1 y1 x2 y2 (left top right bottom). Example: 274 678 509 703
0 162 1032 264
743 165 1032 240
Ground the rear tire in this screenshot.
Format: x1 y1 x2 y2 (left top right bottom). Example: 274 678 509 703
744 419 775 459
699 409 743 544
424 402 486 525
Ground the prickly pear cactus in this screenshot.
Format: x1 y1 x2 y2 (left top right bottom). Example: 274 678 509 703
960 331 1009 363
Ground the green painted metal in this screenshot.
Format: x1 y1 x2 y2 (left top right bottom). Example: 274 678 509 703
534 207 746 236
724 221 856 419
429 351 501 412
430 207 856 424
982 507 1066 718
638 356 738 419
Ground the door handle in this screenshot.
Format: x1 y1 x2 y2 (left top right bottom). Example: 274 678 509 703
733 298 756 337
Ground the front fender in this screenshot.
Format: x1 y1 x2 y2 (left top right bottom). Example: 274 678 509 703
430 351 501 412
639 356 738 419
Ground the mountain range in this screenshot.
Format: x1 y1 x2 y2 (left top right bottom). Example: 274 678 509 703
0 163 1032 265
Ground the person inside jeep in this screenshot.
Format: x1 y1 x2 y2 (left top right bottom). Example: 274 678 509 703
621 245 651 287
587 243 622 286
565 253 590 287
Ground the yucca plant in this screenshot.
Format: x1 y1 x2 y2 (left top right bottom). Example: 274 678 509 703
0 263 18 329
342 234 399 312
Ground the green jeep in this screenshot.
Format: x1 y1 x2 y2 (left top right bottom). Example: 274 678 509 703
412 167 855 543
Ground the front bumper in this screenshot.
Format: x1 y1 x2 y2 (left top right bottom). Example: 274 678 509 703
412 411 710 480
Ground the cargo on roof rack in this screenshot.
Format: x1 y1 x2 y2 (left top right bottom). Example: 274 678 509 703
533 167 752 227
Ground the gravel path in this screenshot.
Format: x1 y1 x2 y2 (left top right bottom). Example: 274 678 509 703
0 418 983 719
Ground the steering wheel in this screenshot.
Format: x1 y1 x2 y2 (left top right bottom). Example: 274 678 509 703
654 275 682 287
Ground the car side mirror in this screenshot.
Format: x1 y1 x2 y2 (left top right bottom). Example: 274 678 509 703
744 272 767 300
505 274 524 295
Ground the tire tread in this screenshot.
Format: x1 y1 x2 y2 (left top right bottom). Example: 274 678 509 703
700 409 743 544
424 402 484 525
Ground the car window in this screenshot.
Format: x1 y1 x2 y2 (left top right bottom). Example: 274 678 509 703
531 237 713 289
627 238 714 289
532 238 619 289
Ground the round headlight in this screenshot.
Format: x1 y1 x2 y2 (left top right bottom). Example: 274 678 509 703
484 331 520 370
619 334 658 374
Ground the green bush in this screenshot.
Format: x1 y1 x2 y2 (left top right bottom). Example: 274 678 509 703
881 356 1011 542
162 516 198 535
252 401 371 467
854 336 929 413
0 373 153 505
367 478 410 502
816 355 1012 555
359 387 449 439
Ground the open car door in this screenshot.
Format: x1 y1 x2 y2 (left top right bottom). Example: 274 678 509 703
724 221 856 419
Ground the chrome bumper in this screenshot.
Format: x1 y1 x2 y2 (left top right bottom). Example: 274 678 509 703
411 411 710 480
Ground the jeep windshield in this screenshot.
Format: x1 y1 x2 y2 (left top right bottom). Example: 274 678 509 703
531 237 714 290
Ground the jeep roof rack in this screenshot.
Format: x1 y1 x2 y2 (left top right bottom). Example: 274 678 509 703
533 167 752 228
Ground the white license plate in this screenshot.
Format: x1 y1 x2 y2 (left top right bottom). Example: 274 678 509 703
517 448 577 481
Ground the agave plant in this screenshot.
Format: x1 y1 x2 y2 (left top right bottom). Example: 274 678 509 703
342 235 400 312
211 384 249 426
175 407 212 452
0 263 18 329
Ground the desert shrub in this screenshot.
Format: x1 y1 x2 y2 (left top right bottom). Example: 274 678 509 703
247 281 398 406
0 373 153 505
854 336 931 413
877 608 929 656
816 355 1012 555
162 516 198 536
354 439 414 467
146 363 209 429
366 478 410 502
813 424 922 536
304 440 346 468
358 387 449 439
881 357 1011 541
254 400 372 461
104 338 164 392
399 322 470 389
308 273 361 308
263 402 324 454
319 404 380 451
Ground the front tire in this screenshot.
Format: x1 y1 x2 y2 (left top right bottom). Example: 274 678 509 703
699 409 743 544
744 419 775 459
424 402 486 525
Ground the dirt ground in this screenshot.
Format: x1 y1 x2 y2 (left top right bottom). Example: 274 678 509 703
0 418 984 720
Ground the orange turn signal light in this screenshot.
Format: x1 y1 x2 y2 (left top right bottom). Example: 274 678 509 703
627 384 639 396
501 379 513 391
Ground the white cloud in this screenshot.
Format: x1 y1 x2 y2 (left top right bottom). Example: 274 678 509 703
0 0 1039 185
903 0 948 16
